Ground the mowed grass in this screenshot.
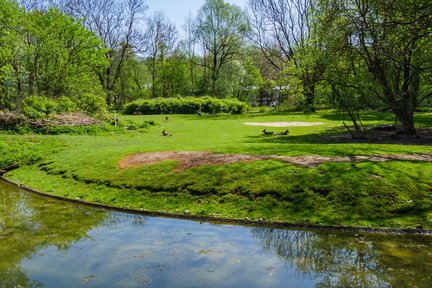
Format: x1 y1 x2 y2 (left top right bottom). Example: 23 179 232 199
3 111 432 229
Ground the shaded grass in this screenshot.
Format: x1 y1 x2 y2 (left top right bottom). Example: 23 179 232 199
8 160 432 228
2 111 432 228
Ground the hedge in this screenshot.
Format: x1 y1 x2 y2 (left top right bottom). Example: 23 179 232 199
123 97 249 115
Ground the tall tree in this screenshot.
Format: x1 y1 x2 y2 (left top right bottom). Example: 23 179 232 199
247 0 324 111
194 0 249 96
144 11 177 97
181 13 198 95
56 0 147 108
0 0 23 110
23 8 108 98
320 0 432 134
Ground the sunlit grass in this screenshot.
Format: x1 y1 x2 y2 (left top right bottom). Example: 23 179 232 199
2 111 432 229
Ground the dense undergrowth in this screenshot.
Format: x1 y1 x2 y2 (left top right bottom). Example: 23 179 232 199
2 111 432 229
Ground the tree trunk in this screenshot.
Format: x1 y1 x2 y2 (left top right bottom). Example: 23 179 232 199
302 77 315 112
393 107 416 134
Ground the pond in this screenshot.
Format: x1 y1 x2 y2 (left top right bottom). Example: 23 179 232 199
1 180 432 288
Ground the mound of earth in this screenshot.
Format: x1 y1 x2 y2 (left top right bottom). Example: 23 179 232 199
244 122 325 127
119 151 432 171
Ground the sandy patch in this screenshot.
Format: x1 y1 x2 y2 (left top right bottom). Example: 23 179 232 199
119 151 432 171
244 122 325 127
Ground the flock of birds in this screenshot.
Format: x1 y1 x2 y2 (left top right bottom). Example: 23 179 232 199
162 127 288 137
162 116 289 137
262 129 289 135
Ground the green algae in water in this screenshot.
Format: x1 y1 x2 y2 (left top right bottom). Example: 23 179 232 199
1 180 432 287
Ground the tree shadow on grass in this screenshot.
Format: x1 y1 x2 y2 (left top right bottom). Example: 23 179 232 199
240 124 432 157
311 111 432 127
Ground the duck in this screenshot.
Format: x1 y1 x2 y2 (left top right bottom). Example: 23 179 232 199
162 130 172 136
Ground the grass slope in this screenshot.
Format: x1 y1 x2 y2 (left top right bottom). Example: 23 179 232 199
2 111 432 229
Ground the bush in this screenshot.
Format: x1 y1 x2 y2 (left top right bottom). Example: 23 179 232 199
76 93 107 117
123 97 249 115
22 95 105 119
56 96 77 113
23 96 57 119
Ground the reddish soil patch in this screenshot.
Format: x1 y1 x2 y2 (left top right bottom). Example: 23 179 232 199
119 151 432 171
119 151 266 172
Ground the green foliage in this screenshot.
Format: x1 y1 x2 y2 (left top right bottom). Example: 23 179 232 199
195 0 249 96
22 95 90 119
316 0 432 133
23 96 57 119
0 137 50 168
56 96 78 113
24 8 108 98
32 124 114 135
0 5 108 114
74 92 107 117
123 96 249 115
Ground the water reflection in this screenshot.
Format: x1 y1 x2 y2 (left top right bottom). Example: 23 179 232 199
1 180 431 287
252 228 432 288
0 181 107 287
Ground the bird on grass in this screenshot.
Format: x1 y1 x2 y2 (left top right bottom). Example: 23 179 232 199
276 129 289 135
262 129 274 135
162 130 172 136
165 116 169 121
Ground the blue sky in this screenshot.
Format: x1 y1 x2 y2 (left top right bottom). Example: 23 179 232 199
146 0 249 35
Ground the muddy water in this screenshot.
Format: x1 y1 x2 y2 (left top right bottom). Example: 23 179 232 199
1 180 431 288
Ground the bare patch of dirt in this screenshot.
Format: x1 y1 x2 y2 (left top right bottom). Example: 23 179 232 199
119 151 432 171
244 122 325 127
119 151 265 172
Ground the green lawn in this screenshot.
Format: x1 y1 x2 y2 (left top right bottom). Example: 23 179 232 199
2 111 432 229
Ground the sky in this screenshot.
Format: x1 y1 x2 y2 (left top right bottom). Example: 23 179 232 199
146 0 249 36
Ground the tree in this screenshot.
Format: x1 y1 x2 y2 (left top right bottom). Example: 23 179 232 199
144 10 177 97
0 0 23 110
115 55 151 103
56 0 147 109
23 8 108 98
0 2 109 115
194 0 249 96
180 13 199 95
247 0 324 111
319 0 432 134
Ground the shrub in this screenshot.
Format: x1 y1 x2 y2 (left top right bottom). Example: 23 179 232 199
23 96 57 119
56 96 77 113
76 93 108 117
123 97 249 115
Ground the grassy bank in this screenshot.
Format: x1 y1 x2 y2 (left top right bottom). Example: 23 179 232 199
2 111 432 229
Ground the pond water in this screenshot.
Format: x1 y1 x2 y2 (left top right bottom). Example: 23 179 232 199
1 180 432 288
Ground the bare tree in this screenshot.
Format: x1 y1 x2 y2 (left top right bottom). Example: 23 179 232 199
181 13 197 94
16 0 47 11
247 0 322 111
55 0 147 108
144 11 177 97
